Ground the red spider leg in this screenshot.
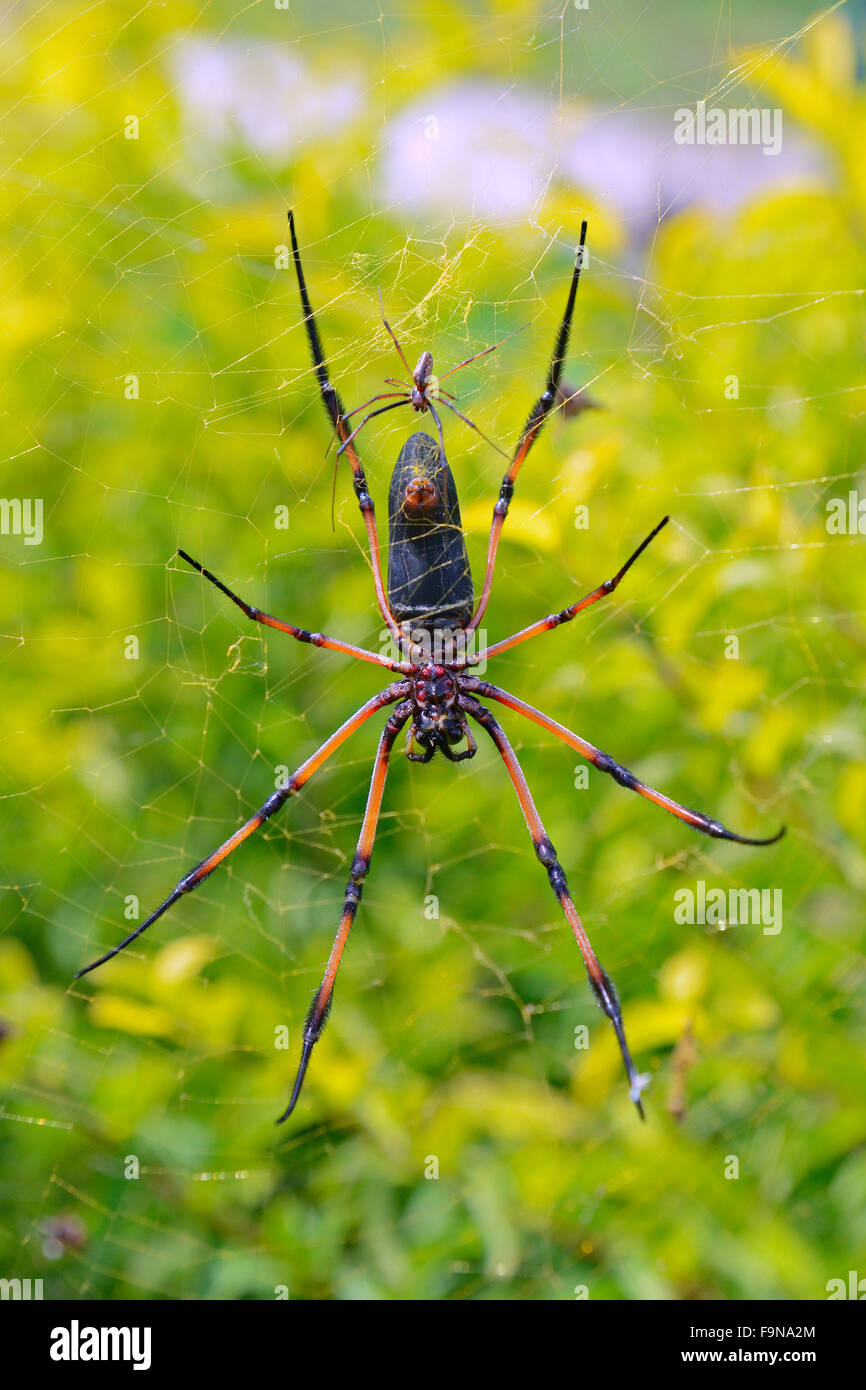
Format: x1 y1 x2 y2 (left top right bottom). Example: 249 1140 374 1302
384 375 456 403
326 400 410 531
437 395 511 462
336 399 410 458
467 222 588 634
323 392 406 525
178 551 414 675
278 698 412 1122
461 693 648 1116
437 322 530 383
339 391 406 422
378 289 415 379
471 516 670 664
288 210 402 642
324 391 407 455
74 684 411 979
461 679 785 847
426 399 447 461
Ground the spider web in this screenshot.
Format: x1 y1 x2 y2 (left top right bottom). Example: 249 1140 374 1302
1 0 864 1302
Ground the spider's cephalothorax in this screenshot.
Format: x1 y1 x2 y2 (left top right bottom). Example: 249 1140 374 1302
409 350 435 411
407 663 476 764
75 212 784 1128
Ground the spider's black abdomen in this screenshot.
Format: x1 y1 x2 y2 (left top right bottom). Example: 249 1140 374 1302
387 432 474 631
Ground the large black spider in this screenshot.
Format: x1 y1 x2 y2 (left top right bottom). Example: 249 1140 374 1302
75 213 784 1123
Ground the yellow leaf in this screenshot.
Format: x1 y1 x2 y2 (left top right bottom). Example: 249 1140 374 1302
804 13 857 92
154 936 217 985
574 999 693 1107
658 949 709 1003
462 496 560 552
89 994 175 1038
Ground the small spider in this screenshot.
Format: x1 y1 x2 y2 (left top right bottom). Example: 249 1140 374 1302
75 213 784 1124
332 287 516 467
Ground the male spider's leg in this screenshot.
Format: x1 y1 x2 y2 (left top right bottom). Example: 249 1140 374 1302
461 694 648 1116
377 289 415 380
287 211 402 642
177 551 410 674
426 400 447 462
336 399 409 458
438 396 511 462
336 390 406 424
325 392 406 455
74 685 410 979
471 516 670 664
468 222 588 633
463 679 785 847
437 322 531 383
278 700 411 1123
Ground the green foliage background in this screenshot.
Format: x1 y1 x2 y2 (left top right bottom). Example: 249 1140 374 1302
1 1 864 1300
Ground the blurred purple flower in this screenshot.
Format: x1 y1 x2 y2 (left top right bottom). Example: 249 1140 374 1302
379 84 553 222
378 82 828 236
561 107 826 236
172 41 363 162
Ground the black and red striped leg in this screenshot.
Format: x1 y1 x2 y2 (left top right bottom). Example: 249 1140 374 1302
278 699 412 1123
462 678 785 847
287 210 402 643
474 516 670 664
468 222 588 633
460 693 649 1116
74 685 410 979
177 550 410 675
